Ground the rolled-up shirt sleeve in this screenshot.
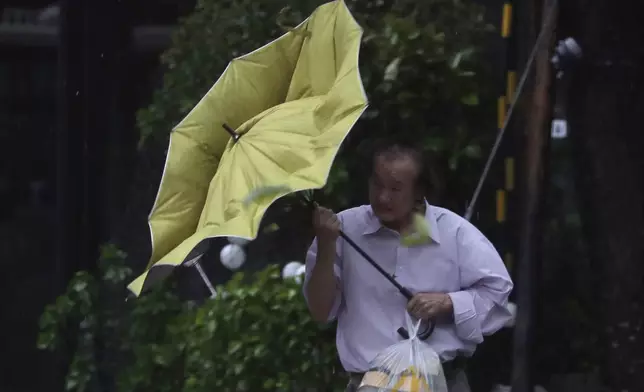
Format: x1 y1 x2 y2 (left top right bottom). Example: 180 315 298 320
447 222 514 344
303 221 344 323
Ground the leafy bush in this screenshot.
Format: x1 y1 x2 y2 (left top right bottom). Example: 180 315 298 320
38 245 343 391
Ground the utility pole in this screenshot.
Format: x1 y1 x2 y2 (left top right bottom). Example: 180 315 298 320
510 0 556 391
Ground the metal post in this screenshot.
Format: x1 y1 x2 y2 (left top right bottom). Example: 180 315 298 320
185 254 217 298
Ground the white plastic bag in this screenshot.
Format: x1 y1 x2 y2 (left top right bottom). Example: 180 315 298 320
357 313 448 392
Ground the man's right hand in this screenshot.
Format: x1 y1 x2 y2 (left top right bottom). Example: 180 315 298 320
312 206 340 245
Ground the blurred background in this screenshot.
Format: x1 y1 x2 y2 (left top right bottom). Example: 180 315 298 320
0 0 642 391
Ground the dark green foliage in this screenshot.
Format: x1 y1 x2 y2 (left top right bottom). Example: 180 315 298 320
39 245 343 391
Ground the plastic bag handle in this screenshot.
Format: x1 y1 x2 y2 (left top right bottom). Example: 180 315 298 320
397 320 435 341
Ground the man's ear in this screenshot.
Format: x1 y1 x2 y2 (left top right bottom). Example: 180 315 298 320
413 195 426 214
414 186 425 205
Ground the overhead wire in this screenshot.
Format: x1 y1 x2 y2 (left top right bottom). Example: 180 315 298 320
464 1 559 221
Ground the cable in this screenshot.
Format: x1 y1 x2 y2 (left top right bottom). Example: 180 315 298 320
464 1 558 221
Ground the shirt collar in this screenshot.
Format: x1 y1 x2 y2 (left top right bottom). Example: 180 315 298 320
362 200 441 244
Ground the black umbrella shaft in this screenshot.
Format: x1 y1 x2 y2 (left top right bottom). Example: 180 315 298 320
338 230 413 300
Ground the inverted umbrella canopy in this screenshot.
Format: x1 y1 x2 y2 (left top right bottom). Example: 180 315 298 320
128 0 368 296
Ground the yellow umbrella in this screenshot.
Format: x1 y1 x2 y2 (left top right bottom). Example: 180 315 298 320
128 0 367 296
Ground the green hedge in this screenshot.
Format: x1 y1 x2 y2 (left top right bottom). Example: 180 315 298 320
39 245 343 391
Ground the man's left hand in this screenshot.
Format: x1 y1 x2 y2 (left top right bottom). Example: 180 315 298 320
407 292 454 322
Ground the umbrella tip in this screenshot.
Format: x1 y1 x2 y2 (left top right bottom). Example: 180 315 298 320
222 123 240 142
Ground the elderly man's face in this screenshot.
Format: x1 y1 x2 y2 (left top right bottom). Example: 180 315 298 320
368 155 419 226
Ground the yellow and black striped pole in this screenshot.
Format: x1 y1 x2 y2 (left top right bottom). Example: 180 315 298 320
496 0 516 275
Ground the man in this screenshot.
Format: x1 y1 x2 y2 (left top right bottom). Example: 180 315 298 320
303 143 513 392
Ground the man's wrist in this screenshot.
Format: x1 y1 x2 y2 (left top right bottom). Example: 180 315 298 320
446 291 475 326
441 293 454 322
317 237 336 253
316 237 337 265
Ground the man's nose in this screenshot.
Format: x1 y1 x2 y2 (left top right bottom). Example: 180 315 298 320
378 191 391 203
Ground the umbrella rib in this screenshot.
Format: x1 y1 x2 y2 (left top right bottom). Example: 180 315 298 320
235 142 281 227
173 128 222 167
234 146 263 199
233 57 270 69
330 10 338 76
250 124 313 139
238 142 282 180
241 141 320 191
